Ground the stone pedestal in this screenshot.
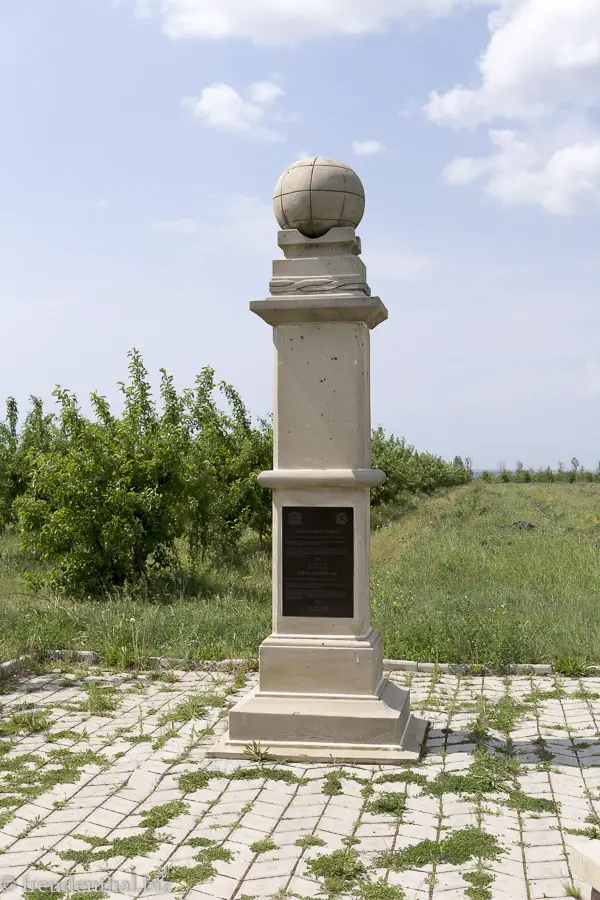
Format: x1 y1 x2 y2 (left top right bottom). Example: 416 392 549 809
209 215 427 764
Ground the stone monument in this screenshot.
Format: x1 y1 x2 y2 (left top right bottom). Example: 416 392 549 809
209 157 427 763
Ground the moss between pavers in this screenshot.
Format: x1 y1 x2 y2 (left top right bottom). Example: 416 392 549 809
295 834 326 848
360 882 406 899
0 747 107 805
375 827 503 871
463 869 494 900
60 829 160 869
163 839 234 890
139 799 189 828
24 891 106 900
249 837 277 853
306 848 367 896
365 791 407 818
0 710 53 735
178 765 308 793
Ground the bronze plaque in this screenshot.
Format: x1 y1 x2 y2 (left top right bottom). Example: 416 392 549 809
282 506 354 618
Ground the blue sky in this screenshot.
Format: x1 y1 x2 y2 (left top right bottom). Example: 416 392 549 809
1 0 599 470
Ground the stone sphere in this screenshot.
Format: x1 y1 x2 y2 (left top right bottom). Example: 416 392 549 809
273 157 365 239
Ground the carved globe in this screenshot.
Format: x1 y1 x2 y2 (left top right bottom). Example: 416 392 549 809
273 157 365 239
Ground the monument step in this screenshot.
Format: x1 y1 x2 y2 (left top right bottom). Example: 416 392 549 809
208 679 427 763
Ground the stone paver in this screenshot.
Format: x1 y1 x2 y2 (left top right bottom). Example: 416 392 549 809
0 666 599 898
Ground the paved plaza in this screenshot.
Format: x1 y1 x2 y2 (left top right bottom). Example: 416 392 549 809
0 665 599 899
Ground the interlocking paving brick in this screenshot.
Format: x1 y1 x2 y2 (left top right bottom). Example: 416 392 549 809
2 667 600 897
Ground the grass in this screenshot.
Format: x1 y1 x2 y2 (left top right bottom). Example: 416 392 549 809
306 849 367 895
366 792 407 817
59 829 160 868
375 827 503 871
139 800 189 828
249 838 277 853
2 482 600 665
163 839 233 890
295 834 326 848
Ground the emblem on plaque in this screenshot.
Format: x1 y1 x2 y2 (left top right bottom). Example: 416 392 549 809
288 511 303 526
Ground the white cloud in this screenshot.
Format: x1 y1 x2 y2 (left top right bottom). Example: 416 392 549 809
131 0 493 44
353 140 386 156
426 0 600 128
426 0 600 213
150 218 202 234
249 81 285 105
443 131 600 213
182 81 284 141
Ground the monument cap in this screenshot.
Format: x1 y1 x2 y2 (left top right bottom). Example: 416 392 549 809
273 157 365 239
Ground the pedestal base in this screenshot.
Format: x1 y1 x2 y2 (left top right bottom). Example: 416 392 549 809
207 679 428 764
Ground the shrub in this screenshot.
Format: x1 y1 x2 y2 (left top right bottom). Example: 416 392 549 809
184 368 272 558
17 351 205 595
371 427 472 510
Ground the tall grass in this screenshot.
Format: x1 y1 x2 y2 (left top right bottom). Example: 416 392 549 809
372 482 600 665
2 482 600 667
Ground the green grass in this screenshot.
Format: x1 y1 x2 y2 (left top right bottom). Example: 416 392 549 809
249 838 277 853
371 482 600 665
139 800 189 828
2 482 600 665
366 792 407 817
376 827 503 871
295 834 326 848
306 849 367 895
164 840 233 890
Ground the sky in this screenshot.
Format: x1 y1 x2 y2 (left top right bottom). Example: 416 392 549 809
1 0 599 470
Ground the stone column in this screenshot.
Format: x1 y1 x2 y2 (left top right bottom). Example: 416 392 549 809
209 158 426 763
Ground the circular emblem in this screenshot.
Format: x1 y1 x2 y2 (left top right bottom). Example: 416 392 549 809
336 513 348 526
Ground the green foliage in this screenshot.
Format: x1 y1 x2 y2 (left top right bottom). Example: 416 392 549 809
360 883 405 900
139 800 188 828
463 870 494 900
178 770 211 792
184 366 272 556
366 791 407 817
478 460 600 485
250 838 277 853
295 834 326 848
17 351 205 595
0 397 54 532
306 849 367 895
370 427 472 519
376 827 503 871
1 352 474 597
322 771 344 795
164 839 233 890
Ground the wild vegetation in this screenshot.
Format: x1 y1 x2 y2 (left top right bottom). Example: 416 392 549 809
1 480 599 667
479 458 600 484
0 349 470 597
1 351 597 668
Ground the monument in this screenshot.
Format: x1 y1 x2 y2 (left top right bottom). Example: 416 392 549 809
209 157 427 763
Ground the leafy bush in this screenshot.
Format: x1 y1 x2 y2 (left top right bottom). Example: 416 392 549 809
371 427 472 510
17 351 203 595
0 397 54 531
1 352 471 596
184 367 272 557
475 459 600 484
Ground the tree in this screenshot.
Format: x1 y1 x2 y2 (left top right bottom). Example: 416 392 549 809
184 367 272 558
17 350 205 595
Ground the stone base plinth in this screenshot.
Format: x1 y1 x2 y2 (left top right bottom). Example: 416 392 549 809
207 679 428 764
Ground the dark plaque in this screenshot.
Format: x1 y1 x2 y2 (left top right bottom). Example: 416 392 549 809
282 506 354 618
